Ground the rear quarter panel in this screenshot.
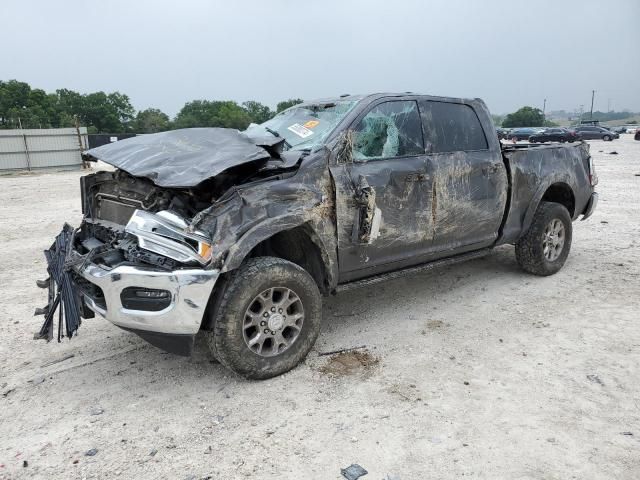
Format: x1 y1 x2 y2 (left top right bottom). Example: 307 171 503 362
500 142 593 244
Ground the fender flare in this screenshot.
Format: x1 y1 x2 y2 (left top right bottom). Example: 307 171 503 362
220 214 338 290
521 174 576 236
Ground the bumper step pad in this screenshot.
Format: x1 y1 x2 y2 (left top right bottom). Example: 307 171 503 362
34 224 82 342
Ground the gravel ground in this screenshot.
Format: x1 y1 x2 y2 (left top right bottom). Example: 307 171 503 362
1 136 639 479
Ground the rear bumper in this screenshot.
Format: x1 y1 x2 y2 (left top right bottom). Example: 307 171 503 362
581 192 598 220
75 262 219 337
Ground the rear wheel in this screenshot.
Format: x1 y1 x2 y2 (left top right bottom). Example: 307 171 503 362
206 256 322 379
515 201 572 276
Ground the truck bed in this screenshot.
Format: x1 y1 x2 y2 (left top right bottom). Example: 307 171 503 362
499 142 593 244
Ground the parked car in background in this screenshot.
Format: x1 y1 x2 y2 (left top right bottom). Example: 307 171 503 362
572 125 619 141
508 127 540 141
529 128 580 143
635 128 640 141
497 128 509 140
627 126 639 134
609 126 628 134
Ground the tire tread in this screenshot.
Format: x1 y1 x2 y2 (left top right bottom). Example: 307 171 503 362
206 256 321 379
515 201 572 276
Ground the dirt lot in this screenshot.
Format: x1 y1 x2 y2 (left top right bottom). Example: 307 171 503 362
1 136 639 479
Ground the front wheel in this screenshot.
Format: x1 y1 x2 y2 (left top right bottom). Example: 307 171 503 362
206 257 322 379
603 135 611 141
515 201 573 276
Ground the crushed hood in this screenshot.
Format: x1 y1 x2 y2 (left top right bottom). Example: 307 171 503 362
83 128 282 188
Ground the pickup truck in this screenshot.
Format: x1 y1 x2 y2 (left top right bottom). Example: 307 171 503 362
35 93 599 379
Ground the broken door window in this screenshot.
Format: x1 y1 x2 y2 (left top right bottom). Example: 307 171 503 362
352 101 424 160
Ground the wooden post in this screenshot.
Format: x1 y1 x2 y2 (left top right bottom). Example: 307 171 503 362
18 117 32 172
74 116 88 169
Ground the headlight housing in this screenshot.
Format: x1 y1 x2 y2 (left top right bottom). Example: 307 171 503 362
125 209 213 265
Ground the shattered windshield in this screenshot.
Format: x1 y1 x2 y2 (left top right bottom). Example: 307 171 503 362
245 101 358 151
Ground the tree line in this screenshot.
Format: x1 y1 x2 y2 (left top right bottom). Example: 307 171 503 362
0 80 302 134
498 106 638 128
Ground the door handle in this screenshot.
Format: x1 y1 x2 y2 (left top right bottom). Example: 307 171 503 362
482 165 500 176
405 173 430 182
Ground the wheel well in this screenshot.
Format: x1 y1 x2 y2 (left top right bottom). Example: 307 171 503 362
541 183 575 217
200 225 330 331
246 225 331 294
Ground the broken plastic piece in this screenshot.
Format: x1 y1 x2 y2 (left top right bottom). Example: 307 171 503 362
34 224 82 342
341 464 368 480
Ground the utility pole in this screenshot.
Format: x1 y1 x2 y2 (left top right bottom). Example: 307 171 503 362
590 90 595 120
542 98 547 125
607 98 611 113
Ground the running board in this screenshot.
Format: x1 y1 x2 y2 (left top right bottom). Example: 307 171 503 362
335 248 492 293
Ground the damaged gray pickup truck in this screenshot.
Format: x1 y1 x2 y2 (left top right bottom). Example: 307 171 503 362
36 93 598 379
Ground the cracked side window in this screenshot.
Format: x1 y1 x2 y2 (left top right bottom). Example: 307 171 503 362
352 101 424 161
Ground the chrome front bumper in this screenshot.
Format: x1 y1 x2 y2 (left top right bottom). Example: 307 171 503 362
75 262 219 335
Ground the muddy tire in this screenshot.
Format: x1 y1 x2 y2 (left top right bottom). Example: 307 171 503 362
206 256 321 379
515 201 572 276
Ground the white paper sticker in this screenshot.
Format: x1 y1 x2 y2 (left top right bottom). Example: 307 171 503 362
287 123 314 138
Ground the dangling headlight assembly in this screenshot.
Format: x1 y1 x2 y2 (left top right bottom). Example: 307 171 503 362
125 209 213 265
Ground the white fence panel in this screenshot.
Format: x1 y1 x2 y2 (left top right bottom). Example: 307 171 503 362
0 127 88 171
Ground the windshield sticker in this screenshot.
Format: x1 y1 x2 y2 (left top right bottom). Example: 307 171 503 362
287 123 314 138
303 120 320 129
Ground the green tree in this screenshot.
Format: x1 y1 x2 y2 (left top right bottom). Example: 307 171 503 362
502 106 545 128
174 100 252 130
107 92 135 130
54 88 84 127
276 98 303 113
134 108 170 133
67 91 135 133
0 80 59 128
491 114 504 127
242 100 274 124
51 88 134 132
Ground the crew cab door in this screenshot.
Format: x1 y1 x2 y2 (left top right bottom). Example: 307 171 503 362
330 99 434 281
419 100 508 252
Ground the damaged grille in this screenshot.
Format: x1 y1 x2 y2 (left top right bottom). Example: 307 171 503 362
95 195 142 225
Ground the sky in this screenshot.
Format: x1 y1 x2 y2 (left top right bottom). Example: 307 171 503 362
2 0 639 116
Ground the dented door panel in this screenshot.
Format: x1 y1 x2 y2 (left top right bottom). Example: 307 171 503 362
419 99 508 253
429 150 508 251
330 155 434 278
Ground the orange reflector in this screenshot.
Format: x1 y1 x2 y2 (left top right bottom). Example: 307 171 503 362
198 242 213 259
